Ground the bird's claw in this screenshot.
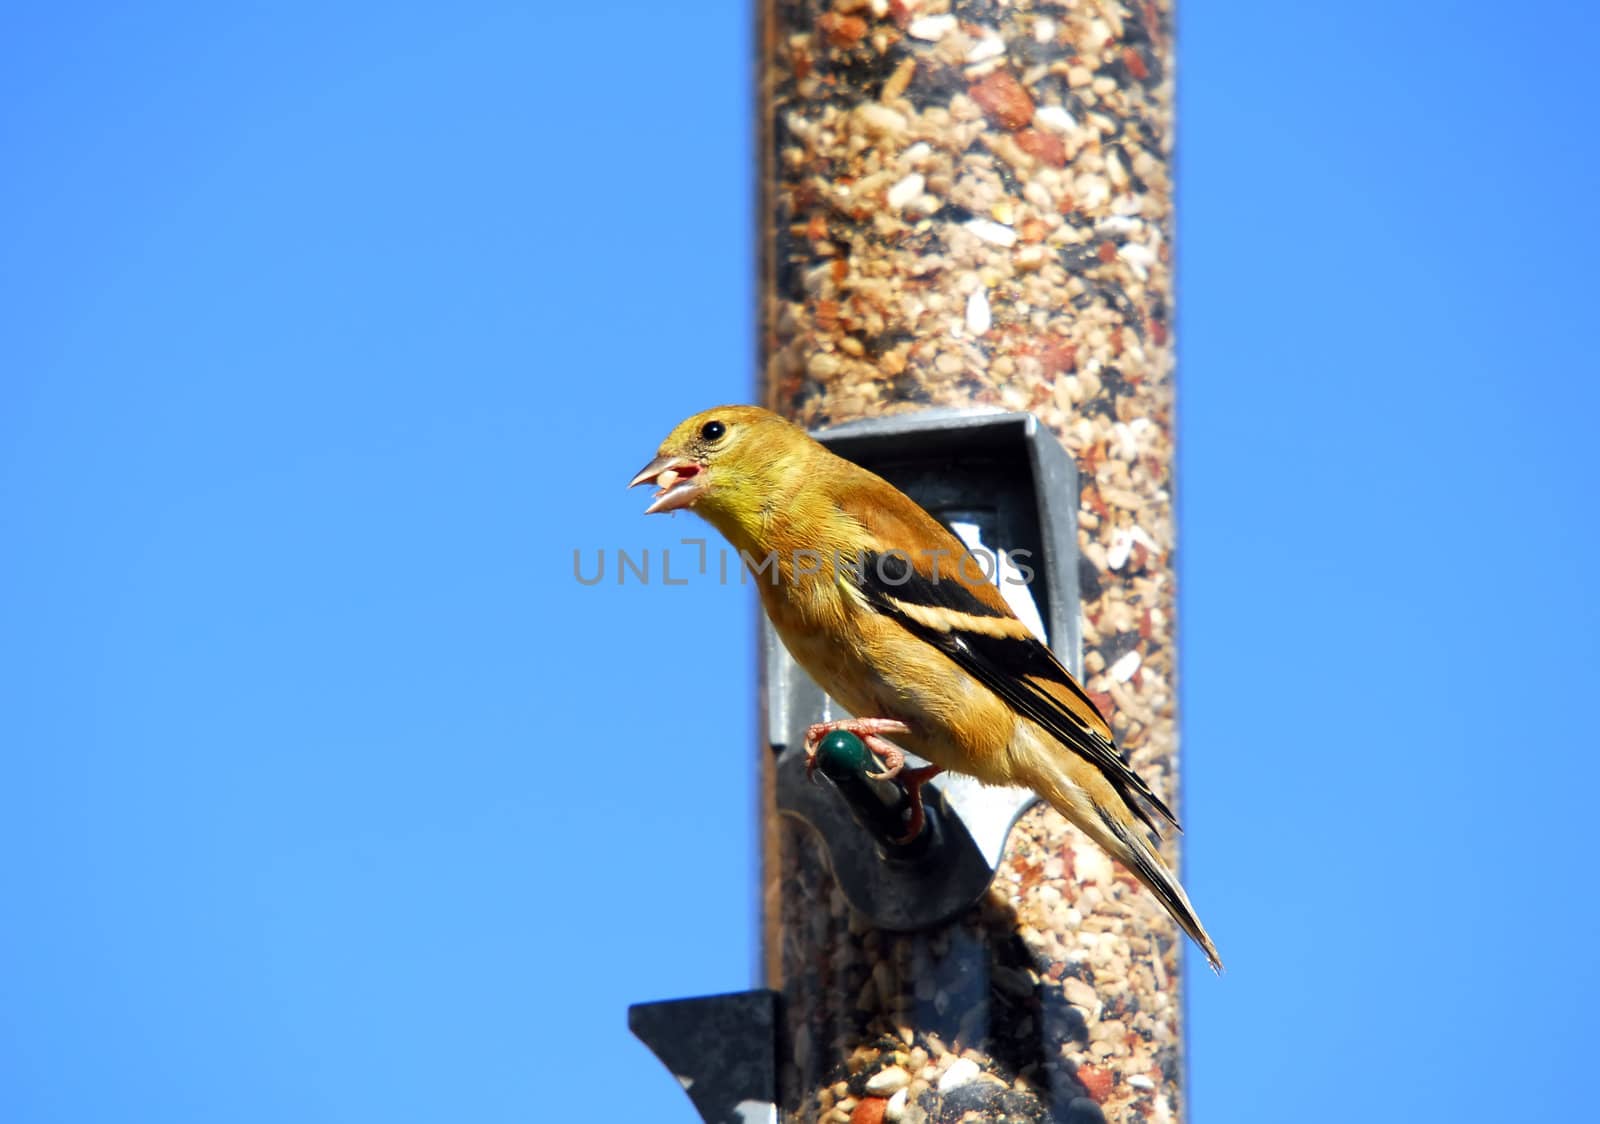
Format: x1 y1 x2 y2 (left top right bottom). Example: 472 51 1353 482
862 739 905 782
802 718 911 784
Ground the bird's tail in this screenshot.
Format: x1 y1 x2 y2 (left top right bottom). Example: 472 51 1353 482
1020 742 1223 972
1084 798 1223 973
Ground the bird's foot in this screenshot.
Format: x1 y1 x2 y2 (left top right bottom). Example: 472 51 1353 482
803 718 910 782
800 718 939 844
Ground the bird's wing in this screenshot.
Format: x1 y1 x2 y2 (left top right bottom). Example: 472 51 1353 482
837 478 1178 834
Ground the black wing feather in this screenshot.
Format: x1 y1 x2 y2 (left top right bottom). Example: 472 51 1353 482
857 550 1178 834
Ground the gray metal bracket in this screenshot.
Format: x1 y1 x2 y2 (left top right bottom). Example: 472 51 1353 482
767 408 1082 931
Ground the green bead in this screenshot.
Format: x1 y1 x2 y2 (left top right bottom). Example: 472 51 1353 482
816 729 872 779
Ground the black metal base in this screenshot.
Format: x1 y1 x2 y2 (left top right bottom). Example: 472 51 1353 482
628 989 780 1124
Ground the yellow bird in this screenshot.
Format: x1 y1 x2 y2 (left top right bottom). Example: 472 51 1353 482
630 405 1221 971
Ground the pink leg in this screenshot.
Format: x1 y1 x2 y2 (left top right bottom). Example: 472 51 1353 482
803 718 911 781
800 718 941 845
890 765 944 844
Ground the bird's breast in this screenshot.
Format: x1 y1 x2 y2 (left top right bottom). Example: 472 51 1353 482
761 577 1016 781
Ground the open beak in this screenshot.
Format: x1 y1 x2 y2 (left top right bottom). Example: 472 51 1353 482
628 454 707 514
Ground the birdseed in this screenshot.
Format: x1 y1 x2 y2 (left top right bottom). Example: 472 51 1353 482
758 0 1191 1121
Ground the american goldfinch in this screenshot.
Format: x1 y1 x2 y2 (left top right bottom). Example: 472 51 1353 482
630 405 1221 971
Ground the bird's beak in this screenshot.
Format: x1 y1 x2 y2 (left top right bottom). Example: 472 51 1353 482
629 454 707 514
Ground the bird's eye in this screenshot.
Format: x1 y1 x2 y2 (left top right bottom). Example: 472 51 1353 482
701 420 726 441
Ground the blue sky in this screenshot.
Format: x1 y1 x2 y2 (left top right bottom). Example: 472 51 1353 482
2 3 1595 1122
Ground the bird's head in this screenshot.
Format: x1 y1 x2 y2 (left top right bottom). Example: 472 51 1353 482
629 405 810 537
